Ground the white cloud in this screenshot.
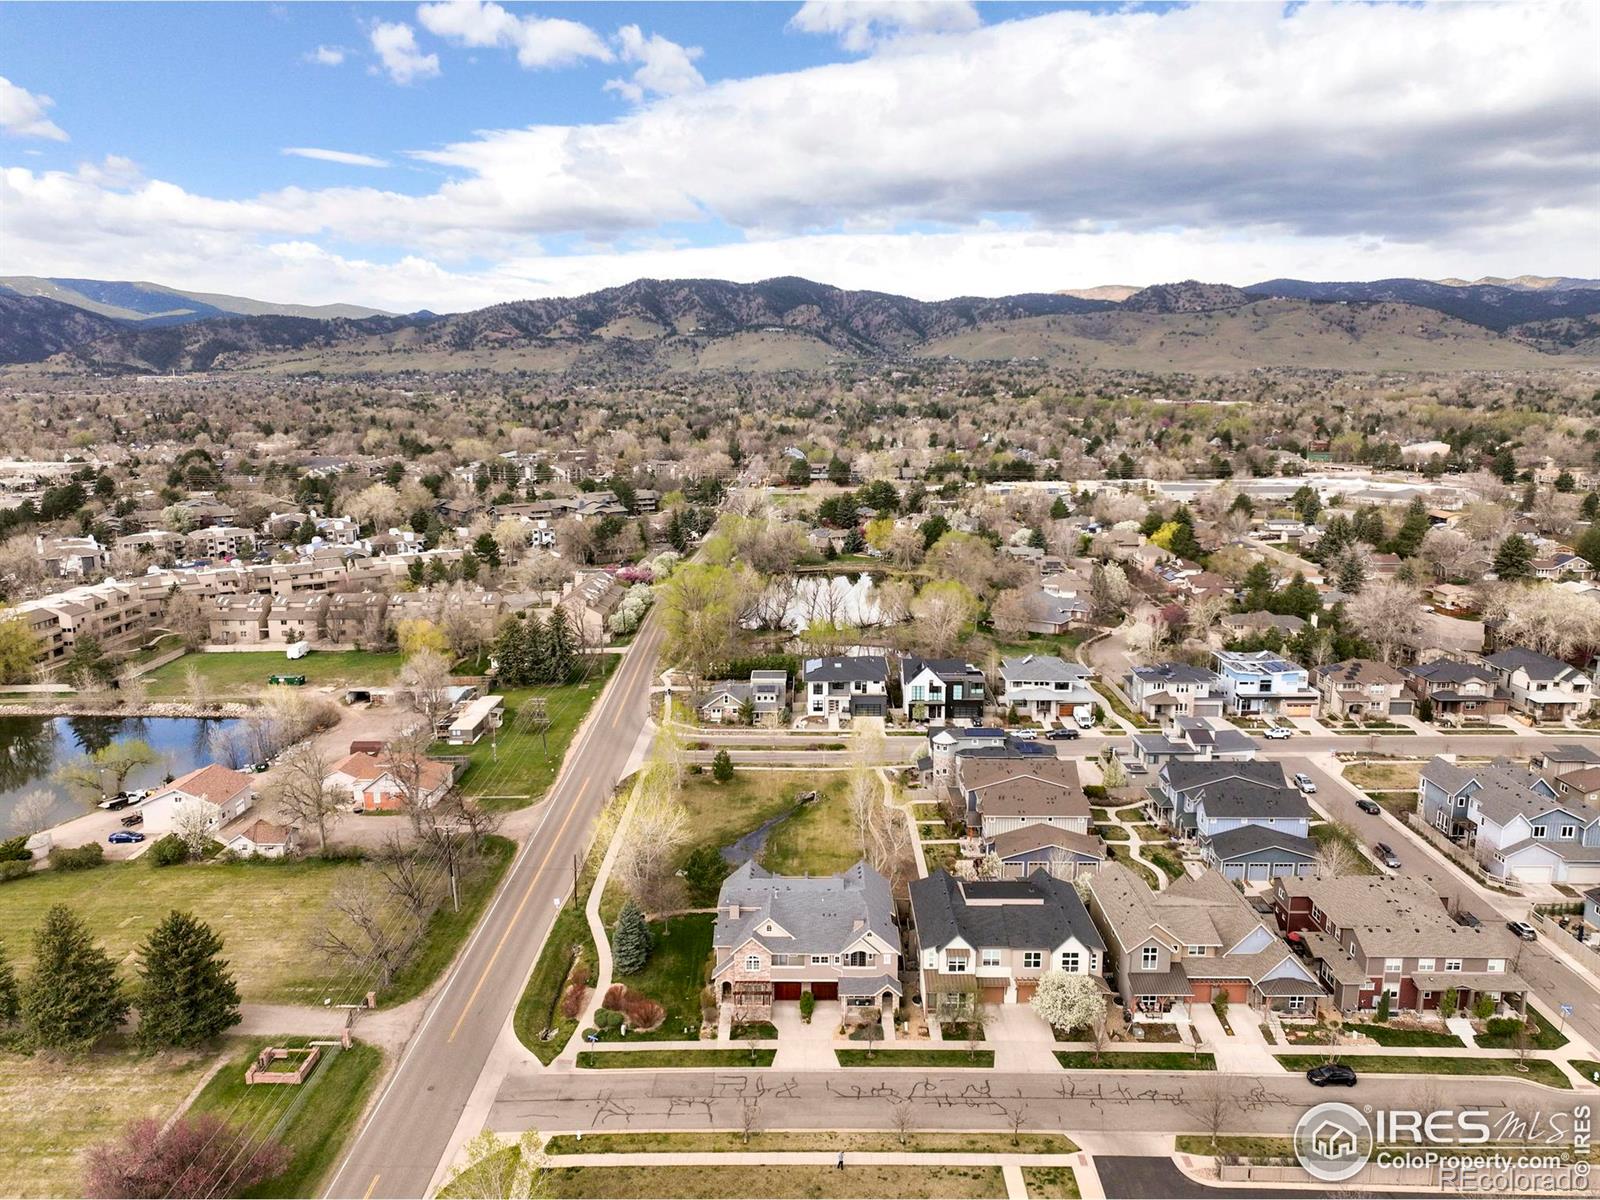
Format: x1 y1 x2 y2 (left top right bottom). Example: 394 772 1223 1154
0 76 69 141
369 22 440 85
416 0 611 69
283 147 390 168
789 0 979 51
604 25 704 103
305 45 346 67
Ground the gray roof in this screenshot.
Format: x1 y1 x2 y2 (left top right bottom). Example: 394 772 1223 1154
803 655 889 683
901 656 984 685
1420 756 1579 827
714 860 897 960
1406 659 1499 685
1484 647 1586 682
1543 744 1600 767
1193 780 1309 822
1204 825 1317 863
910 868 1104 955
1163 759 1289 795
989 824 1105 862
1132 663 1220 686
1000 655 1093 685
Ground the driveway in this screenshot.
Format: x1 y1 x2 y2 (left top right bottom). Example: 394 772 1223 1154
772 1000 839 1070
983 1001 1058 1072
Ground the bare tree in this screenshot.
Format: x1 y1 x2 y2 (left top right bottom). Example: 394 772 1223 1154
8 788 56 837
890 1099 915 1147
184 661 212 709
1314 823 1363 878
1343 579 1425 665
1005 1104 1028 1148
739 1099 761 1146
859 1017 883 1059
395 649 455 734
314 875 414 989
171 802 216 858
267 741 342 852
1185 1079 1234 1151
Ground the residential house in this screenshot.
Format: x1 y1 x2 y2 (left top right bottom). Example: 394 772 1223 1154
1128 715 1257 770
1534 744 1600 777
1481 648 1593 722
36 535 109 578
265 594 328 644
558 570 624 644
1554 767 1600 807
750 670 788 725
1147 760 1308 842
114 530 186 561
1221 611 1307 639
698 681 753 724
998 655 1096 724
1212 649 1320 718
1019 588 1090 635
910 868 1105 1012
712 861 901 1021
921 725 1046 783
445 695 505 745
1203 826 1318 885
800 655 890 720
141 764 256 837
325 591 390 645
224 820 300 859
1531 553 1593 582
1403 658 1510 722
986 825 1106 881
1126 663 1226 722
1272 874 1527 1015
900 657 986 724
1086 864 1322 1015
1418 756 1600 885
326 751 455 812
208 594 272 645
955 756 1090 839
185 525 254 560
1312 659 1413 719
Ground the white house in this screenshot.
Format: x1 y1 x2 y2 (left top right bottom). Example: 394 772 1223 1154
998 655 1096 724
1212 650 1320 718
1481 648 1593 722
141 764 256 837
225 819 299 859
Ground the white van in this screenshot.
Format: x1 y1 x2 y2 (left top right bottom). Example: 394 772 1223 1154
1075 707 1095 729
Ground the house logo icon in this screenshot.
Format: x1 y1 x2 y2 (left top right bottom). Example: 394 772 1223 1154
1294 1102 1373 1182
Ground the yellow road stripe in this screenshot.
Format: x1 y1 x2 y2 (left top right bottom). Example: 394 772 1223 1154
362 1174 380 1199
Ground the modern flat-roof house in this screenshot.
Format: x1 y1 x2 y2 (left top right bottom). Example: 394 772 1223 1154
1128 715 1256 769
141 764 256 837
998 655 1096 724
1086 863 1322 1015
910 868 1105 1012
1419 756 1600 885
1272 874 1527 1015
749 670 788 725
801 655 890 720
1126 663 1225 722
955 756 1090 839
985 824 1107 881
1212 650 1320 718
1312 659 1413 719
899 657 986 724
1402 658 1511 722
1481 648 1593 722
712 860 901 1022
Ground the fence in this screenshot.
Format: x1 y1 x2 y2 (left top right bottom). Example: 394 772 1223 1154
1527 907 1600 980
1404 813 1523 895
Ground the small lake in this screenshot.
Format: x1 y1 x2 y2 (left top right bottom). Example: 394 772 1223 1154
0 715 242 833
748 574 889 633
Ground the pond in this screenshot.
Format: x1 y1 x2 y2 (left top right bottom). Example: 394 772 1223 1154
0 714 242 833
746 574 889 633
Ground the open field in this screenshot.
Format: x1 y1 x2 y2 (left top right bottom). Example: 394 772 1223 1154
541 1165 1008 1199
142 650 407 699
188 1036 384 1199
0 1040 221 1198
1343 761 1423 791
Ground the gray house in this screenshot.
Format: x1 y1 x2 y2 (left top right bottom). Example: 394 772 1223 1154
801 655 889 719
1202 825 1318 883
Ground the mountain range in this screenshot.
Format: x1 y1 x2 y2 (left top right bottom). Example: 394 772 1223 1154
2 273 1598 374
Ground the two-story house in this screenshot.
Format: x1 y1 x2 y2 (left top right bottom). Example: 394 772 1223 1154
801 655 890 720
265 594 328 644
208 593 272 645
899 657 986 724
1126 663 1225 722
712 860 901 1022
1155 760 1314 880
1402 658 1511 722
1481 648 1593 722
955 756 1091 839
749 670 788 725
1212 650 1320 718
909 868 1105 1013
1272 874 1528 1015
1086 864 1322 1015
1419 756 1600 885
1312 659 1413 719
997 655 1096 725
921 726 1048 784
1128 714 1257 770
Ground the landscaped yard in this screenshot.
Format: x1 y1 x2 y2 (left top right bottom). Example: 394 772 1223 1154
188 1036 384 1199
1570 1059 1600 1084
142 649 408 699
0 1041 222 1198
543 1133 1079 1155
441 655 619 809
540 1166 1008 1199
576 1048 776 1069
1343 1022 1462 1048
1274 1054 1571 1088
1020 1167 1080 1199
1174 1135 1296 1159
1054 1051 1215 1070
588 913 715 1042
836 1049 995 1067
1309 822 1378 875
1476 1009 1569 1050
1091 682 1152 728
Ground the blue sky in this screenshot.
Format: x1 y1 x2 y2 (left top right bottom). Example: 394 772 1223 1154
1 1 1595 312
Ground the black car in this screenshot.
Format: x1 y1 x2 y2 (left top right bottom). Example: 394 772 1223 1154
1307 1063 1358 1087
1046 728 1080 741
120 812 143 827
1356 798 1381 815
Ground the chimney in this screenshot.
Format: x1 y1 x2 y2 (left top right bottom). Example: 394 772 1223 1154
852 918 864 931
727 903 740 919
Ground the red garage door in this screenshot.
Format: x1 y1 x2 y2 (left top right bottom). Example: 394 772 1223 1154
773 982 802 1000
980 986 1007 1005
810 982 839 1001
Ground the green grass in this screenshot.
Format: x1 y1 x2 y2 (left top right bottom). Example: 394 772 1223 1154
1477 1009 1570 1050
836 1049 995 1067
543 1132 1078 1155
731 1021 778 1040
576 1048 775 1069
541 1166 1007 1198
1309 822 1378 875
143 649 407 698
1091 681 1152 728
1275 1054 1571 1088
1344 1022 1462 1048
1020 1166 1080 1199
1175 1135 1295 1159
757 779 867 877
589 914 714 1042
1569 1059 1600 1083
187 1036 384 1199
1119 856 1161 889
1343 762 1422 790
441 656 619 809
1144 845 1184 883
1054 1051 1215 1070
382 834 515 1004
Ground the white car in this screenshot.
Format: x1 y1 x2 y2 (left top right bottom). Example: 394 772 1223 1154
1294 772 1317 793
1010 728 1037 740
1263 725 1293 740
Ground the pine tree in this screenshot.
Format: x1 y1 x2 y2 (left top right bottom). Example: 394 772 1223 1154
473 532 501 569
1391 498 1430 558
0 938 18 1025
522 614 551 684
133 911 241 1051
1335 552 1367 595
613 901 652 976
1494 533 1535 582
711 749 734 783
491 618 529 687
21 904 129 1051
545 609 577 683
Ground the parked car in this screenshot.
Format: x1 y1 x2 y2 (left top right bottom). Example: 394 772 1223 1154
1264 725 1293 740
1046 727 1080 741
1356 798 1381 815
97 793 135 811
1074 709 1095 729
119 812 143 827
1307 1063 1358 1087
1507 920 1538 942
1294 773 1317 793
107 830 146 844
1010 728 1037 740
1454 911 1482 929
1374 842 1402 869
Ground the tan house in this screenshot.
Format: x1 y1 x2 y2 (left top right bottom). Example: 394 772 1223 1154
266 594 329 644
208 594 272 645
954 756 1091 839
325 591 390 645
326 751 454 812
1312 659 1413 719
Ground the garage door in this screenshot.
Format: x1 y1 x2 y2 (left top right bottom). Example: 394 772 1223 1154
1191 982 1211 1002
1015 982 1037 1003
1511 865 1553 884
810 981 838 1001
1222 863 1244 881
980 986 1007 1005
773 982 802 1001
1247 863 1270 882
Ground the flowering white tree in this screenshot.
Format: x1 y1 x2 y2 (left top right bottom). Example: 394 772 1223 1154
1030 969 1107 1036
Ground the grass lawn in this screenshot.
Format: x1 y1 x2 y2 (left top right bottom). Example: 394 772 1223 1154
1309 822 1378 875
1370 791 1417 819
836 1049 995 1067
382 835 515 1005
1570 1059 1600 1083
1119 857 1162 890
541 1166 1007 1199
1055 1051 1216 1070
442 656 619 810
589 913 714 1042
1091 682 1152 728
543 1133 1078 1155
0 1040 222 1198
1344 1022 1463 1048
1343 762 1422 791
1021 1166 1080 1199
731 1021 778 1040
1143 845 1184 883
187 1036 384 1199
1274 1054 1571 1088
143 649 407 699
1477 1009 1569 1050
1175 1135 1295 1159
514 896 596 1064
576 1049 775 1069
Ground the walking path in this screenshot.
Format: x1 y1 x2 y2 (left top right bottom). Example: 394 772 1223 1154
1095 798 1171 890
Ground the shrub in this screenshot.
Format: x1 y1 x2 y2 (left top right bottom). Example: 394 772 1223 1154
593 1009 623 1030
0 837 31 863
1484 1016 1524 1038
1083 784 1109 801
622 996 665 1031
799 991 816 1023
146 835 189 867
48 843 105 872
84 1114 286 1199
0 860 30 883
602 983 628 1011
711 749 734 783
1375 991 1391 1023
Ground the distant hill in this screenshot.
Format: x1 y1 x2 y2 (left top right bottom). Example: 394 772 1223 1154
1121 281 1251 314
0 295 126 364
1436 275 1600 292
1056 284 1139 303
0 276 393 326
1243 278 1600 332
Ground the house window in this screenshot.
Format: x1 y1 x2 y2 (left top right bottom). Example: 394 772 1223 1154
1417 959 1435 972
1060 951 1080 973
1531 824 1547 839
980 949 1002 968
1286 996 1306 1013
1140 946 1159 970
1384 959 1402 974
1445 959 1462 972
744 955 761 971
844 950 869 968
1185 945 1206 956
947 956 968 973
1023 952 1043 970
811 954 835 965
1487 959 1504 973
1560 826 1577 840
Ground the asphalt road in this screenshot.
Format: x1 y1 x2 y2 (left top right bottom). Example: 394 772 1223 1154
323 616 665 1200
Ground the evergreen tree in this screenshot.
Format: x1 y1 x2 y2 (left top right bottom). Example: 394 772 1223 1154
21 904 128 1051
134 911 241 1050
1494 534 1535 582
666 509 690 554
1491 446 1517 483
1575 525 1600 573
613 901 652 976
1292 485 1322 524
1335 552 1367 595
472 532 501 569
491 617 529 686
1580 492 1599 522
711 749 734 783
1241 562 1275 610
1317 513 1354 561
1391 498 1430 558
544 609 577 683
1049 497 1069 520
0 938 17 1025
522 614 551 684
